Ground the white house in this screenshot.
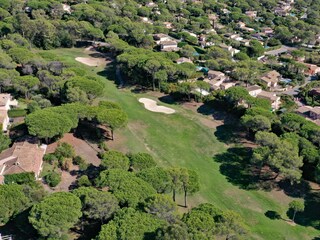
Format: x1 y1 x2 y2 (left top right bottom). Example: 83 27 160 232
160 41 178 51
0 94 18 132
0 141 47 184
176 57 193 64
246 85 262 97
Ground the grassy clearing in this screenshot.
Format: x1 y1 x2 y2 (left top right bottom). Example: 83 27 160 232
44 48 320 239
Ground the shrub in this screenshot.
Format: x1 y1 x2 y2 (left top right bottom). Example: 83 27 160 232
45 172 61 187
59 158 72 171
43 153 59 164
73 155 85 165
55 142 75 159
8 109 27 118
79 162 89 171
98 141 108 151
101 150 130 170
98 101 121 110
77 175 91 187
129 153 156 171
73 156 88 171
4 172 35 185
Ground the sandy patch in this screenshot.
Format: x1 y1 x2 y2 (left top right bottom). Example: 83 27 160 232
139 98 175 114
75 57 107 67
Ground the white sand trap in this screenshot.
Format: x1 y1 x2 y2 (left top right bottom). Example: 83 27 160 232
75 57 106 67
139 98 175 114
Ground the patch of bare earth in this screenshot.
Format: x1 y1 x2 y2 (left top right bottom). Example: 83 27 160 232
47 133 100 166
105 131 129 153
42 165 79 193
182 101 224 129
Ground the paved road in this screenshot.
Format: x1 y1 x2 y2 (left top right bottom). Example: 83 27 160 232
282 76 312 96
265 45 297 56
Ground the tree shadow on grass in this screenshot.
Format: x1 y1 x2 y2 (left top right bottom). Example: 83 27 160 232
214 125 241 144
214 147 260 190
158 95 177 105
96 62 117 82
293 191 320 230
277 179 311 198
265 210 282 220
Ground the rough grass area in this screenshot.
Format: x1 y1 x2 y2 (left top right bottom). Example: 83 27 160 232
43 48 320 240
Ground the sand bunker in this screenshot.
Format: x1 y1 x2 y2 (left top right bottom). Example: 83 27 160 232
75 57 107 67
139 98 175 114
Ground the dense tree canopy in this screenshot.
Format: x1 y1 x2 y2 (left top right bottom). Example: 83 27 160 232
29 192 82 238
95 169 156 207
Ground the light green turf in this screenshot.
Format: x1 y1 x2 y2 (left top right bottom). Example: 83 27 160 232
42 48 320 240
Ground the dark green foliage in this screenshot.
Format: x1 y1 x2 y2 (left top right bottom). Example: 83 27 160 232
97 208 165 240
155 222 190 240
77 175 91 187
25 108 74 142
95 169 156 207
43 153 59 164
55 142 75 159
4 172 35 185
137 167 172 194
8 108 27 118
101 150 130 170
129 152 156 171
144 194 178 223
99 101 122 110
73 187 119 222
29 192 82 238
0 133 10 152
0 184 29 224
45 172 61 187
183 203 248 239
73 156 88 170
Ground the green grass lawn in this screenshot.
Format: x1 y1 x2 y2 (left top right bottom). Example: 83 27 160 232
43 48 320 240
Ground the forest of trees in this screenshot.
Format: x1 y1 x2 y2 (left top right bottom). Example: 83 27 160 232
0 0 320 239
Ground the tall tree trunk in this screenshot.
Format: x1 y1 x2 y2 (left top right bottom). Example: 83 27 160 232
292 210 297 222
184 190 187 208
152 78 155 91
172 188 176 202
158 81 161 91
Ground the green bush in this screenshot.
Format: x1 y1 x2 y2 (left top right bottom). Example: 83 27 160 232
55 142 75 159
43 153 59 164
194 46 206 54
77 175 91 187
129 152 156 171
79 162 88 171
8 109 27 118
4 172 35 185
73 155 85 165
45 172 61 187
98 141 108 151
73 155 88 171
98 101 122 110
178 42 188 48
